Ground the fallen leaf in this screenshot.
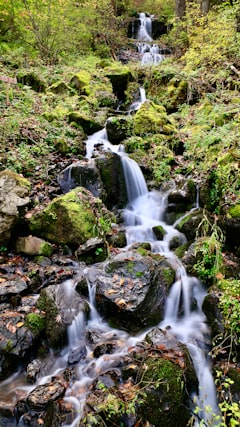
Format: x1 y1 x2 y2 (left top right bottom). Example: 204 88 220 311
16 322 24 328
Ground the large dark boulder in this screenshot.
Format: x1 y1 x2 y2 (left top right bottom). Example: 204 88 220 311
95 152 128 209
76 248 175 332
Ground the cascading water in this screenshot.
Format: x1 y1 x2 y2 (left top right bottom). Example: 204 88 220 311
121 157 219 426
135 12 164 65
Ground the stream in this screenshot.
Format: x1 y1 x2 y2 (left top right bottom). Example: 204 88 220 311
0 13 220 427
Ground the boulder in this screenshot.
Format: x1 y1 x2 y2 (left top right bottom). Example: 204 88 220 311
133 100 176 136
57 159 105 198
37 282 87 348
0 170 31 246
105 65 133 99
68 112 102 135
15 235 53 257
28 187 114 246
27 380 65 410
17 71 46 92
96 152 128 209
82 328 195 427
77 249 175 332
106 116 133 144
69 70 91 95
175 208 205 241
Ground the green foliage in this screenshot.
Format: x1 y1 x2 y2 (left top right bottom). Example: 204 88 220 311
218 279 240 342
193 214 224 283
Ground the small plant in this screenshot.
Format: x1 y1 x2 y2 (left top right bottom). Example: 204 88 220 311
193 213 224 283
95 247 103 256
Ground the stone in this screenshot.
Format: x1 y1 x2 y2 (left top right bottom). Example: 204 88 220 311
27 381 65 410
16 235 53 257
106 116 133 144
133 100 176 136
57 159 105 198
28 187 114 246
68 112 102 135
0 170 30 246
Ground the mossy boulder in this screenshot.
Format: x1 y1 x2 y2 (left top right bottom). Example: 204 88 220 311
166 78 188 111
47 81 70 94
68 112 102 135
28 187 113 246
0 169 31 246
69 70 91 95
17 71 46 92
175 208 205 241
105 64 133 99
133 100 176 136
106 116 134 144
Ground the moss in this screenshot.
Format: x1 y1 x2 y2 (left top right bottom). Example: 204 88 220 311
25 313 45 334
69 70 91 95
162 267 176 286
39 242 53 257
139 358 187 426
68 112 102 135
133 101 176 136
229 204 240 218
29 188 97 245
47 81 70 94
0 169 31 192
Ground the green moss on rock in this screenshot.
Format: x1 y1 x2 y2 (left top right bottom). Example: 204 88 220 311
68 112 102 135
133 101 176 136
139 358 188 426
229 204 240 218
28 187 111 246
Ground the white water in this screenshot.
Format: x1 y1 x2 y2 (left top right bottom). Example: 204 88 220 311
136 13 164 65
121 155 219 425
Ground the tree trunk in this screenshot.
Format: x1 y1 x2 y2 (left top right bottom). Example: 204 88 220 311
175 0 186 19
201 0 210 14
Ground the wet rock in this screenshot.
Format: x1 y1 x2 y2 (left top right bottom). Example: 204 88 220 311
83 328 195 427
78 249 175 332
93 341 117 358
202 293 224 340
0 305 41 379
106 116 133 144
57 159 105 198
37 283 87 349
27 380 65 410
96 152 128 209
68 341 87 364
175 208 205 241
26 359 45 383
75 237 108 264
152 224 166 240
0 277 27 303
106 227 127 248
0 169 31 246
16 235 53 257
167 180 197 214
28 187 114 246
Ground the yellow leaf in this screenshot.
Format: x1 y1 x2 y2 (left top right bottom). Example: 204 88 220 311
16 322 24 328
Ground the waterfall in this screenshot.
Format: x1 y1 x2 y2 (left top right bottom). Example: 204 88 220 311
137 12 153 42
136 13 164 65
120 158 219 425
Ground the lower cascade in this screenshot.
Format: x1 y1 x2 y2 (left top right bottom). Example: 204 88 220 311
0 110 220 426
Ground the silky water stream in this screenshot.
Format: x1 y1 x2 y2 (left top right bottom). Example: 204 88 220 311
0 103 219 426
